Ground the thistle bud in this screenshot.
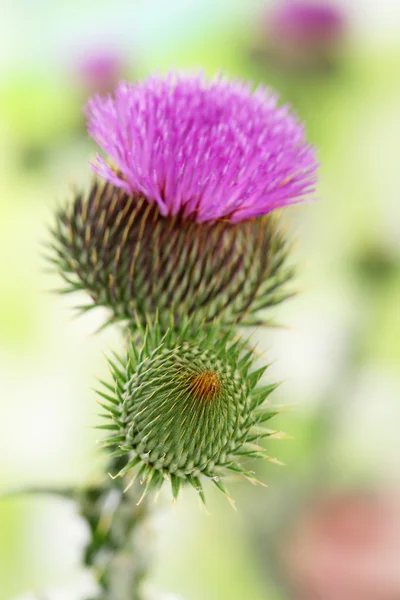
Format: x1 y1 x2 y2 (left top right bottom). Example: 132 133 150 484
96 319 278 504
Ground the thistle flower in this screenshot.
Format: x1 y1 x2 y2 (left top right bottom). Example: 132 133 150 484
86 73 317 222
78 51 124 95
97 319 279 504
263 1 345 72
270 1 344 43
52 73 316 329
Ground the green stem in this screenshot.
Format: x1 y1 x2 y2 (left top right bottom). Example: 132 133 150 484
1 467 152 599
0 486 75 500
78 458 152 600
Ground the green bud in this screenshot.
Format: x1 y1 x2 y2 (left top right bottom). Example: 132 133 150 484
96 319 278 505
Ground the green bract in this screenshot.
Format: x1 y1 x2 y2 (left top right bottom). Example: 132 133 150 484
97 319 279 505
51 178 293 332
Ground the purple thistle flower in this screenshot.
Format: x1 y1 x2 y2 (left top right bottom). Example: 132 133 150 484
86 73 317 223
261 1 346 71
79 51 124 95
269 1 344 44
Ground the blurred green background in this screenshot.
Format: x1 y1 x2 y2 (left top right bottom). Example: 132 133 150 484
1 1 400 599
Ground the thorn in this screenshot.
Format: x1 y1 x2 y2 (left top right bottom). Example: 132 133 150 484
269 431 293 440
267 457 285 466
243 473 268 487
137 488 147 506
226 494 237 512
124 474 137 493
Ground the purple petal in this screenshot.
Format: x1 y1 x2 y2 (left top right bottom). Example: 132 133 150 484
85 73 318 222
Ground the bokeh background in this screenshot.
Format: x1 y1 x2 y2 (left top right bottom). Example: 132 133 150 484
1 1 400 599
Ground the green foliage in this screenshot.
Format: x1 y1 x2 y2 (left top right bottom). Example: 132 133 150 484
50 178 293 332
96 318 278 505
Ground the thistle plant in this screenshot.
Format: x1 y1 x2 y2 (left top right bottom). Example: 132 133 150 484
47 72 317 599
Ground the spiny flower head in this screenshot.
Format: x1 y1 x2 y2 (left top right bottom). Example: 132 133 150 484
86 73 317 223
96 319 280 505
51 179 293 331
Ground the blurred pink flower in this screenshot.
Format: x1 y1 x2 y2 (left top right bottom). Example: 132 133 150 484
260 1 346 71
282 492 400 600
270 1 344 44
78 51 124 95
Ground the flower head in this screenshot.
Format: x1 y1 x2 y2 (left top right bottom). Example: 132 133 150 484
264 1 345 71
86 73 317 223
97 318 278 504
52 178 293 331
270 1 344 43
79 51 124 95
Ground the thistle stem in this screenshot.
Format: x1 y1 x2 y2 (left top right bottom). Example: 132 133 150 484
1 469 152 599
78 457 152 600
0 486 75 500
